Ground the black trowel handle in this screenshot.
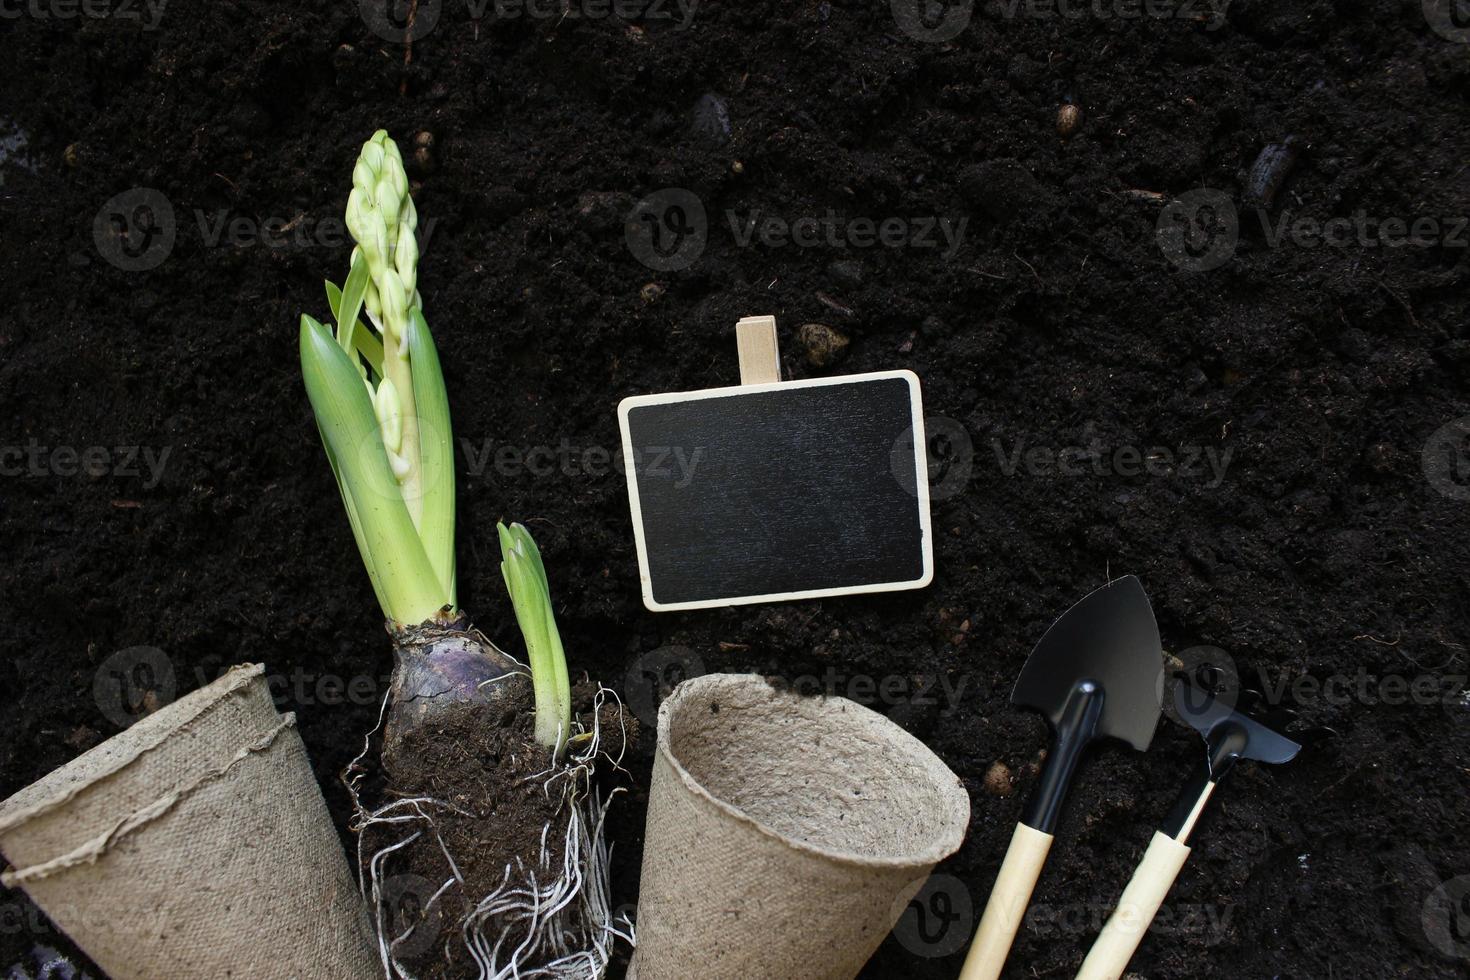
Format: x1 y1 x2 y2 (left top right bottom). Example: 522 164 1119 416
962 688 1104 980
1073 765 1219 980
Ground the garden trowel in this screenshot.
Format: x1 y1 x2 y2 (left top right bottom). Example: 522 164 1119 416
1072 680 1324 980
959 575 1164 980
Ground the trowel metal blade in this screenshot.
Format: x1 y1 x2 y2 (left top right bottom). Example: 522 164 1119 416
1012 575 1165 751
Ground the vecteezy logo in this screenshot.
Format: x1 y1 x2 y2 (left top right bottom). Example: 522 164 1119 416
890 0 973 42
623 645 706 726
1422 874 1470 960
360 0 442 43
379 874 446 959
625 188 707 272
893 415 973 502
1163 645 1241 732
1424 0 1470 43
347 410 452 506
891 873 973 957
93 188 176 272
6 946 87 980
1157 189 1238 272
93 646 176 728
1423 416 1470 502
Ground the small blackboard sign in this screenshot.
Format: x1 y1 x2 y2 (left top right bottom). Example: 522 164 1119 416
618 369 933 611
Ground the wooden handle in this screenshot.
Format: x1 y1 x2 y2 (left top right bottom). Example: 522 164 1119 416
959 823 1054 980
1074 831 1192 980
736 315 780 384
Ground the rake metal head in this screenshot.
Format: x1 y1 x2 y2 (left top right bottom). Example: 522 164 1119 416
1173 677 1340 777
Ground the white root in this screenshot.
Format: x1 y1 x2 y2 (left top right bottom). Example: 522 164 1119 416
345 686 633 980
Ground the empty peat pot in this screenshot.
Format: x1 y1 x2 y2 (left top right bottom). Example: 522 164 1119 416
0 664 377 980
629 673 971 980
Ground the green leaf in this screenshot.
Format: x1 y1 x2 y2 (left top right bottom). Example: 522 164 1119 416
406 310 456 609
317 421 391 617
300 314 445 625
354 325 385 379
325 279 384 378
336 254 371 354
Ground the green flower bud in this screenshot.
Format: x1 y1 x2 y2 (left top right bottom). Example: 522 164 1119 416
352 157 377 197
380 132 403 166
395 230 419 295
376 174 401 238
365 217 389 281
344 187 369 243
359 140 385 176
364 280 382 321
387 156 408 200
387 447 412 480
374 377 404 454
378 268 408 340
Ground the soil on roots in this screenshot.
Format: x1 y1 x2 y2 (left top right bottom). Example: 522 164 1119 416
372 680 633 978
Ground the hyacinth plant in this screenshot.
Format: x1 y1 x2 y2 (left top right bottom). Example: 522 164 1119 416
300 131 626 979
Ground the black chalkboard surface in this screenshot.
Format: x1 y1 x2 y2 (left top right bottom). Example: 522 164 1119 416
618 370 933 611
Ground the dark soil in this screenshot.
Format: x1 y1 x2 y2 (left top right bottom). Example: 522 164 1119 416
375 688 561 980
1 2 1468 979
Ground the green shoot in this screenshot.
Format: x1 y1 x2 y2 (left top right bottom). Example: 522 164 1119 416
300 130 455 626
498 522 573 756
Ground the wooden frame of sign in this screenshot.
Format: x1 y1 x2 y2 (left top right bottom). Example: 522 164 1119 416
617 315 934 612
